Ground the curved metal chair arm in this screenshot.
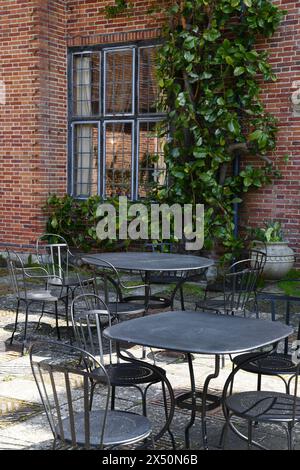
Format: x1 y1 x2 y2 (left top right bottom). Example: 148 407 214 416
23 265 53 279
222 344 278 417
79 255 148 291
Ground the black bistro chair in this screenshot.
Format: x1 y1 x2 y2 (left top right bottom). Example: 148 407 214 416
143 241 206 310
196 259 261 317
221 348 300 450
6 250 68 354
79 256 147 319
71 293 175 447
30 341 153 450
36 233 94 315
231 293 300 395
204 248 266 314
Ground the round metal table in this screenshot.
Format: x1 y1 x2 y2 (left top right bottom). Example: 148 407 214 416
104 310 293 450
82 252 214 273
82 252 214 309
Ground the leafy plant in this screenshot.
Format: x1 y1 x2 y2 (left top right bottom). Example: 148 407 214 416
247 220 284 243
154 0 285 253
44 194 133 252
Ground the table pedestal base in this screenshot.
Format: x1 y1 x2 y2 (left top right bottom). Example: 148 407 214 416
176 391 221 412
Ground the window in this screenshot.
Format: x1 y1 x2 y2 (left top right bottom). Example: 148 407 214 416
69 44 167 199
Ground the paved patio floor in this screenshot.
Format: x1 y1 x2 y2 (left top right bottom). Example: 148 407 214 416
0 272 299 451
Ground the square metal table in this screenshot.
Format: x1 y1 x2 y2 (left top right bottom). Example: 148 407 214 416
104 310 293 450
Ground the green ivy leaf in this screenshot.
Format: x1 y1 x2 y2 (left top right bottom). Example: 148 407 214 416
234 66 245 76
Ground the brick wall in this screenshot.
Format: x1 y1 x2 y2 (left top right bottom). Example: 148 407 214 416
0 0 67 250
240 0 300 262
1 0 300 262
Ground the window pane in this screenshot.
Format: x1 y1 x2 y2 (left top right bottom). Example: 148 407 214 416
105 122 132 197
73 53 100 116
138 121 166 197
105 49 133 115
139 47 159 114
73 124 98 197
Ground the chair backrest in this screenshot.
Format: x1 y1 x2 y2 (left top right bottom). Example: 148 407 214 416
5 250 51 299
223 259 261 315
71 293 113 364
6 250 24 297
78 255 146 307
30 340 110 449
36 234 72 280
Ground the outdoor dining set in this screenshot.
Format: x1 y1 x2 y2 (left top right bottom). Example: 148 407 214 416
4 235 300 451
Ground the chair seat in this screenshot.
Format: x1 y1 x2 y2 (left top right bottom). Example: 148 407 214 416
18 290 62 302
226 391 300 423
94 363 165 386
108 302 145 316
233 352 298 376
48 275 94 288
56 410 151 447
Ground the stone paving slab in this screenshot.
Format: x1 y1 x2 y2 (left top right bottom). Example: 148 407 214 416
0 276 299 450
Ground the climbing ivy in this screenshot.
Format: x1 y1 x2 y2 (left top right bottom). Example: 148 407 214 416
154 0 285 253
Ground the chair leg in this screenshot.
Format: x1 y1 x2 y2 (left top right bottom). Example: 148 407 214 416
65 293 69 330
54 302 60 340
36 302 45 331
248 421 253 450
21 305 30 356
287 423 294 451
90 381 96 411
10 299 20 345
180 286 185 311
254 374 262 427
229 363 235 395
219 415 231 449
111 385 116 410
64 297 71 342
161 381 176 450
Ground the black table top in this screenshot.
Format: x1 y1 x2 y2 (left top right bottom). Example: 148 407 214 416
82 252 214 272
104 311 293 355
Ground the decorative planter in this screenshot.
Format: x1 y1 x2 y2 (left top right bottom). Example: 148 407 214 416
253 241 295 280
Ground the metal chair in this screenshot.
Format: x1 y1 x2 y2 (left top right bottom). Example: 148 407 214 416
196 259 261 317
143 241 207 310
221 348 300 450
30 340 153 450
36 233 94 315
231 293 300 395
79 255 146 319
6 250 68 354
205 249 266 313
70 293 175 448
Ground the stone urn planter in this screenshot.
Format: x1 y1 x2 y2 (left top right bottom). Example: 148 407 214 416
253 241 295 280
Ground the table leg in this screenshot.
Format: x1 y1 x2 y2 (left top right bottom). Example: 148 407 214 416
144 271 150 313
201 355 220 450
177 354 221 450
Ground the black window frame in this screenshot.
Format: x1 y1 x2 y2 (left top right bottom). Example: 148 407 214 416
68 39 166 201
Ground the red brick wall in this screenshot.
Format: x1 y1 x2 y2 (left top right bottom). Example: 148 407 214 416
240 0 300 262
1 0 300 263
0 0 67 250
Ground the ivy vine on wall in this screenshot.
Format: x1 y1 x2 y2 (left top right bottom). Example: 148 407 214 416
46 1 286 254
154 0 285 253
